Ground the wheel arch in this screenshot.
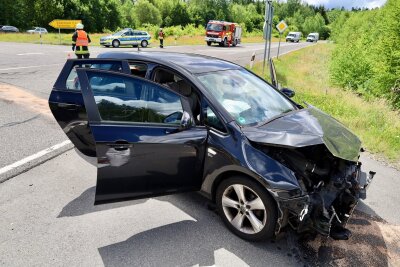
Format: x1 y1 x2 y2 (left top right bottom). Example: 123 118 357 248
210 169 277 205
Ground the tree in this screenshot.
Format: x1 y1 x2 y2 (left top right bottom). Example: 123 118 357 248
133 0 162 26
169 2 191 26
302 13 325 35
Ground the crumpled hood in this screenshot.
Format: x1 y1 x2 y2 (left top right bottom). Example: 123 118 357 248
242 107 361 162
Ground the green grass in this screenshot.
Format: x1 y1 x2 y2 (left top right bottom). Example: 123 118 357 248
0 33 272 46
250 43 400 164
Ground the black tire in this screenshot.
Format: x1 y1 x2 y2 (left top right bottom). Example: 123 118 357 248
112 39 120 48
216 176 277 241
207 41 212 46
232 39 237 47
104 45 110 47
141 40 148 48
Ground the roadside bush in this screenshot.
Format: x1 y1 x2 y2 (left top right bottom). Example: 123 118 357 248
330 0 400 109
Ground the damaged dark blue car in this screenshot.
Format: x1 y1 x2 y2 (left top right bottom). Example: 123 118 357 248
49 52 374 241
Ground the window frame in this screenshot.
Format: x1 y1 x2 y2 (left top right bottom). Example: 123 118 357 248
53 59 131 91
201 99 228 135
77 68 192 128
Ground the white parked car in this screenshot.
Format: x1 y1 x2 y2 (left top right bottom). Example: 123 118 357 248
27 27 48 34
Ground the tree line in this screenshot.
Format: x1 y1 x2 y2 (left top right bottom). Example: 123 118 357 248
330 0 400 109
1 0 348 38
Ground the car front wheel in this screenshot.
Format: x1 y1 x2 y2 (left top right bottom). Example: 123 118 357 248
112 40 120 48
216 176 277 241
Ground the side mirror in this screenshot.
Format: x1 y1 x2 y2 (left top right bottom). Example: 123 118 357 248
281 88 295 98
180 111 193 130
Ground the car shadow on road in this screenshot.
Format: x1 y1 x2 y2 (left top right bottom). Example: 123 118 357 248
97 192 298 267
58 187 392 266
57 187 147 218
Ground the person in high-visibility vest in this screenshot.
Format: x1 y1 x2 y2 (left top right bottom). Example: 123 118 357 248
72 23 91 59
158 28 165 48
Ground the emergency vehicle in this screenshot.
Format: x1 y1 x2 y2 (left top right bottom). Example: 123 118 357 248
100 28 151 48
205 20 242 47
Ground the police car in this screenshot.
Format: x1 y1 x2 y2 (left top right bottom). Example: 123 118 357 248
100 28 151 48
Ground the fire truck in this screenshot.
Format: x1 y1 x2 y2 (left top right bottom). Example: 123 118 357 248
205 20 242 47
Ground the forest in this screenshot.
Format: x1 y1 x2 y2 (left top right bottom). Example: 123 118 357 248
1 0 341 37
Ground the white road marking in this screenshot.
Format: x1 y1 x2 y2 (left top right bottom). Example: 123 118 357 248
0 63 62 71
0 140 72 176
17 52 44 56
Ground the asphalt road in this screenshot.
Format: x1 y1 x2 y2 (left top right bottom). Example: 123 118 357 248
0 41 399 266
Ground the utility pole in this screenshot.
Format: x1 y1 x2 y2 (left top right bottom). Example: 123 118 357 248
262 0 274 76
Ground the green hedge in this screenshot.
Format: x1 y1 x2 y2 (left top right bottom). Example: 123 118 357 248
330 0 400 109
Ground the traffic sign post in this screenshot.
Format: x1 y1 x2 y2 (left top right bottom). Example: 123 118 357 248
262 0 274 76
276 20 287 59
48 19 82 44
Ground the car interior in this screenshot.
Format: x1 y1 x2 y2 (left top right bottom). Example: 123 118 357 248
153 69 200 123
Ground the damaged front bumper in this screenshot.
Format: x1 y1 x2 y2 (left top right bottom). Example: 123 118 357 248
276 169 375 240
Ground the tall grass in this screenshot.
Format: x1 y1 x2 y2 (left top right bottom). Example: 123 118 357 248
251 44 400 164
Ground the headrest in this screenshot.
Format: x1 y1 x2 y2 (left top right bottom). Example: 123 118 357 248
155 71 174 83
177 80 191 96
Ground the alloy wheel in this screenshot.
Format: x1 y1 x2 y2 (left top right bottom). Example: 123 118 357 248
221 184 267 234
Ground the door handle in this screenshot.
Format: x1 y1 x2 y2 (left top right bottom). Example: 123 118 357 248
107 140 133 151
58 103 79 110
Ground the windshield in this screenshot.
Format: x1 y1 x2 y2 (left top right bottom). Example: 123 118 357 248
207 23 223 32
197 69 295 126
288 33 295 37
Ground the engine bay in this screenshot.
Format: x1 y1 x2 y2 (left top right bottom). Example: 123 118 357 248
260 144 375 240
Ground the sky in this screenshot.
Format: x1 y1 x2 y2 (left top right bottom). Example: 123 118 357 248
296 0 387 9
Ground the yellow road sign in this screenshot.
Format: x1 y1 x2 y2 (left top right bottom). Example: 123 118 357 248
276 20 288 33
49 20 82 29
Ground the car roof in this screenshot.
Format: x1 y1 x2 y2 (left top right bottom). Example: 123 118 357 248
97 51 241 74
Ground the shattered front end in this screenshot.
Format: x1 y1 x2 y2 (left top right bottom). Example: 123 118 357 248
268 145 376 240
244 107 376 240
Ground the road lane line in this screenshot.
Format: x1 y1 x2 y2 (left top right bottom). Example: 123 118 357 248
17 52 44 56
0 63 62 71
0 140 71 176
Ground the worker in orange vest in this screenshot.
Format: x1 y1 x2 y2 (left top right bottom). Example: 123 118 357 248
72 23 91 58
158 28 165 48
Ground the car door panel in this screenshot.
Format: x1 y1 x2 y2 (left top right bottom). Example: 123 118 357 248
49 59 130 157
77 68 207 204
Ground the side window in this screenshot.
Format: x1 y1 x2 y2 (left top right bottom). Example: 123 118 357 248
205 106 226 133
66 63 123 90
87 72 183 125
129 62 147 78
